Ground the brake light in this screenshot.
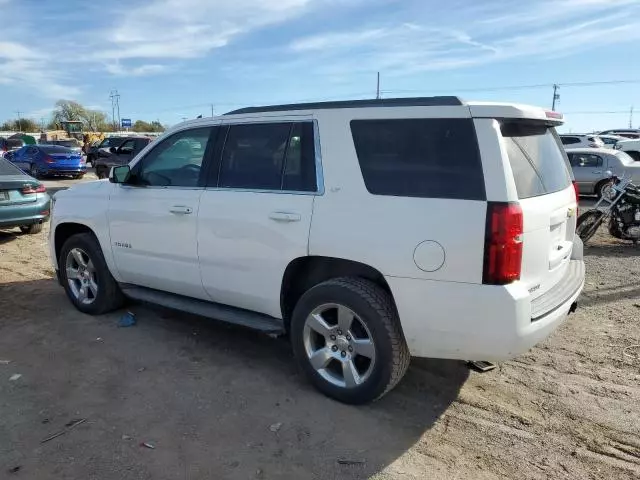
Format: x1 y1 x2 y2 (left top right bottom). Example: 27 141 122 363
22 184 46 194
483 202 523 285
545 110 563 120
43 154 54 164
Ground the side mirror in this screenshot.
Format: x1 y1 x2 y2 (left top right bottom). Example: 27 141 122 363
110 165 131 184
109 146 117 154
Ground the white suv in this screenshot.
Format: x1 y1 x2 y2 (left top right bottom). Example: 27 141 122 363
559 134 605 149
49 97 585 404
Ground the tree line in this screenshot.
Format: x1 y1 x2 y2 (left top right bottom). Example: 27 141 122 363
1 100 166 133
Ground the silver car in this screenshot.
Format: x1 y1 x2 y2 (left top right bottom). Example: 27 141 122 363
567 147 640 197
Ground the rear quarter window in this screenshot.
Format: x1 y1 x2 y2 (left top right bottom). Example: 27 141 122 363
350 118 486 200
502 122 572 199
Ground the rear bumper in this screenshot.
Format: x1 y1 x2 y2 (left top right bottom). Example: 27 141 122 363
387 259 585 361
40 165 86 175
0 196 51 228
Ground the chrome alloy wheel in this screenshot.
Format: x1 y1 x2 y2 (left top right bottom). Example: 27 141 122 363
65 247 98 305
302 303 376 388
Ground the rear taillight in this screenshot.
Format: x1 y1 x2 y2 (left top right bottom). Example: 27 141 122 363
43 154 54 163
483 202 523 285
572 181 580 215
22 184 46 194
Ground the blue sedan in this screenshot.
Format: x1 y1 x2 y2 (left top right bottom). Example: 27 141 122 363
8 144 86 179
0 157 50 234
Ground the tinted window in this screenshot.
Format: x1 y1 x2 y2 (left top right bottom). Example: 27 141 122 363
350 119 485 200
217 122 317 192
0 157 23 176
119 140 135 154
560 136 580 145
54 140 78 148
134 127 213 187
502 122 572 199
569 153 602 167
40 145 74 154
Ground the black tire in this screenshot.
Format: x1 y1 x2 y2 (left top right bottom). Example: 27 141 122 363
59 232 124 315
595 179 613 199
29 163 39 179
291 277 410 404
576 210 605 243
20 223 43 234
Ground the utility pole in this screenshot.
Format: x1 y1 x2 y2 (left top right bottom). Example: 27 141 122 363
15 111 22 131
376 72 381 100
211 104 214 117
109 90 121 131
551 84 560 111
629 106 634 129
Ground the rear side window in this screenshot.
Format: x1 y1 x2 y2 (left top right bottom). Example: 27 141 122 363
502 122 572 199
350 119 485 200
560 136 580 145
40 146 73 154
217 122 317 192
569 153 602 167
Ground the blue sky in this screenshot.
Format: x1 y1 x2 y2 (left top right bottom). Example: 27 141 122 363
1 0 640 132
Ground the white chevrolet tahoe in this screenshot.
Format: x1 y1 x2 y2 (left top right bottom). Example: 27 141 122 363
49 97 585 404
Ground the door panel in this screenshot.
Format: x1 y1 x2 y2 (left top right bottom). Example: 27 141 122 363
107 126 217 299
198 191 314 317
108 186 207 298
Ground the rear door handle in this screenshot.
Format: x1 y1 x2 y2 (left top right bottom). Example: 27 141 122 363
592 170 602 174
269 211 301 222
169 205 193 215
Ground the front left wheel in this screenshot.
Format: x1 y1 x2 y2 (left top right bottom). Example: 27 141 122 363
59 233 124 315
291 277 410 404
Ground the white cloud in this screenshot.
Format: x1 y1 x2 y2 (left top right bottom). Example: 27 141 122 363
98 0 311 61
104 62 168 76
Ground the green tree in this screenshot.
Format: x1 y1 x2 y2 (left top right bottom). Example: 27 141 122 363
132 120 165 133
0 118 39 131
52 100 111 132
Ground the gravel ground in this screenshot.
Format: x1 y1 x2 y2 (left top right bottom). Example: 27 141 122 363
0 220 638 479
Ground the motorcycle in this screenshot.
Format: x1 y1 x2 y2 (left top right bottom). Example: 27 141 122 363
576 174 640 244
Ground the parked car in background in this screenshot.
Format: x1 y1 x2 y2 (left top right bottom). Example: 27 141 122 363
597 134 626 149
614 139 640 161
0 137 26 157
87 136 125 165
8 145 86 179
46 139 83 155
598 129 640 139
50 97 584 404
567 147 640 197
560 134 604 148
0 157 50 234
94 136 153 179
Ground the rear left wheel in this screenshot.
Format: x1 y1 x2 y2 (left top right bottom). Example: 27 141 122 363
291 277 410 404
20 223 42 234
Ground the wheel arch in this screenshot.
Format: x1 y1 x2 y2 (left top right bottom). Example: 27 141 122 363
280 256 394 331
54 222 98 267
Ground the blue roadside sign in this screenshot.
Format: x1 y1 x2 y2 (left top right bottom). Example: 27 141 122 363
121 118 132 128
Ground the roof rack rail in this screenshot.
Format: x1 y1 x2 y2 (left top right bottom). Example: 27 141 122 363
224 96 464 115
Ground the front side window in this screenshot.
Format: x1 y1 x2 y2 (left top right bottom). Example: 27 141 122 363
569 153 602 168
217 122 317 192
119 140 135 154
350 118 485 200
133 127 213 187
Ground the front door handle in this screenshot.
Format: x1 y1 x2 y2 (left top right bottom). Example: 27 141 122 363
269 211 301 222
592 170 602 174
169 205 193 215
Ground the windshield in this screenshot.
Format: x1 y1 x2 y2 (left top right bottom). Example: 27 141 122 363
616 151 636 165
501 121 572 199
99 138 120 147
41 145 75 154
0 157 24 176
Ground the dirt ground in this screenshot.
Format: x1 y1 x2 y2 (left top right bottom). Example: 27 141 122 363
0 220 639 479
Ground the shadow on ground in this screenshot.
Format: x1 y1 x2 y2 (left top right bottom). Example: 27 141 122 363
0 279 468 479
0 229 20 245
